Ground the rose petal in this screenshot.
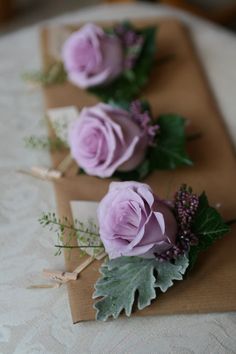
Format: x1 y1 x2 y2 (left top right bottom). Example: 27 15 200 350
62 23 124 88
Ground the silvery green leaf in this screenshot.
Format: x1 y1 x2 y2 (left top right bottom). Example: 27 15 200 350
93 255 189 321
155 255 189 292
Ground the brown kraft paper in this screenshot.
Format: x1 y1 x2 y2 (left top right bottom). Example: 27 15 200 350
40 19 236 323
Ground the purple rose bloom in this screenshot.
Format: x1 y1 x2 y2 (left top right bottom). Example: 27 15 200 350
97 181 178 259
69 103 148 178
62 23 124 88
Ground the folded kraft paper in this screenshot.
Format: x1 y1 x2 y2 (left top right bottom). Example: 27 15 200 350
40 19 236 323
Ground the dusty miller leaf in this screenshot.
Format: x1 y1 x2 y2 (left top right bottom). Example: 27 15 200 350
93 255 189 321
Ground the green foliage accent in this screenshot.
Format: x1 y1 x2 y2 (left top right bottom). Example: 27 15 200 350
113 159 151 181
188 193 230 269
23 62 67 86
88 27 157 102
39 212 103 257
114 114 192 181
93 255 189 321
108 98 152 114
24 135 66 151
150 114 193 170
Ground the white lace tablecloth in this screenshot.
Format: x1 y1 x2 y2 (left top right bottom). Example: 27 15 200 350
1 3 236 354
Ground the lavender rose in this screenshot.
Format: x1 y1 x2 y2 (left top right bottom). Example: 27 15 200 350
97 181 178 259
62 23 124 88
69 103 149 178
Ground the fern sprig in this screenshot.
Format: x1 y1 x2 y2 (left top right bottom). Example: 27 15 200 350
23 62 67 86
39 212 103 256
24 135 66 151
39 212 99 237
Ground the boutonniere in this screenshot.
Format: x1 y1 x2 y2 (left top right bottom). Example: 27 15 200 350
70 101 193 179
24 22 157 101
39 181 232 321
24 100 196 180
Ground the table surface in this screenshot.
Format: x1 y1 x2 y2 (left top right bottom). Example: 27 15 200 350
1 3 236 354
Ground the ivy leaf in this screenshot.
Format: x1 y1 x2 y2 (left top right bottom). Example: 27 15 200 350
88 27 157 102
150 114 193 170
93 255 189 321
188 193 230 269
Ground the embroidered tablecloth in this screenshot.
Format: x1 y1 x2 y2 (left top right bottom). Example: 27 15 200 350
1 3 236 353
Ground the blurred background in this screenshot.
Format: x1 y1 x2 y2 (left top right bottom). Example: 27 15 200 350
1 0 236 33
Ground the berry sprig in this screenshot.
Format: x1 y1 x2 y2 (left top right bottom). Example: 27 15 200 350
155 185 199 262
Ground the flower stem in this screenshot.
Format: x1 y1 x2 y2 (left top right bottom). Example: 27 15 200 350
46 219 99 237
54 244 103 249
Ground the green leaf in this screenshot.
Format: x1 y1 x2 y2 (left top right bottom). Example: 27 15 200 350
150 114 193 170
113 159 150 181
107 99 131 111
188 193 230 269
93 255 189 321
88 27 157 102
108 98 151 114
113 114 192 181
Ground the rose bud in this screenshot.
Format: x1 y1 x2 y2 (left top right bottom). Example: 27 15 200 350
69 103 149 178
97 181 178 259
62 23 124 88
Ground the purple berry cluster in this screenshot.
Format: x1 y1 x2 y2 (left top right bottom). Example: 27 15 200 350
155 185 199 262
114 24 144 70
130 100 159 145
154 244 184 263
175 185 199 247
